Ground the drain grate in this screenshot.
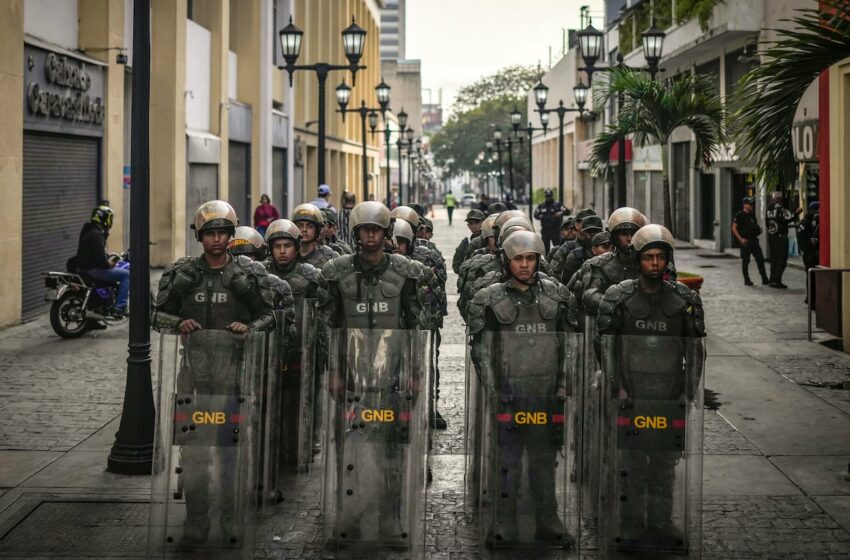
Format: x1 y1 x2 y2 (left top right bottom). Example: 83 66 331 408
0 501 147 556
698 265 717 269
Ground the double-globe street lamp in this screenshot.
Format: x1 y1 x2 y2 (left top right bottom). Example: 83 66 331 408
532 79 589 204
278 16 368 187
576 17 665 208
335 77 391 200
394 119 415 205
511 106 550 217
367 109 396 205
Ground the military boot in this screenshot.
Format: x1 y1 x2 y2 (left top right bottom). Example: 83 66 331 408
180 515 210 546
647 492 684 549
379 509 407 550
220 515 240 546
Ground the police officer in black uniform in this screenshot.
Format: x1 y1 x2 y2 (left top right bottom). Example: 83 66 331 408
765 191 796 289
732 196 769 286
152 200 276 544
533 189 568 254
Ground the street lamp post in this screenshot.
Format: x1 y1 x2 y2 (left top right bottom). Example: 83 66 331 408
512 106 549 217
368 110 394 206
336 77 391 200
278 16 367 187
108 0 155 475
577 17 665 209
533 81 588 205
492 127 505 198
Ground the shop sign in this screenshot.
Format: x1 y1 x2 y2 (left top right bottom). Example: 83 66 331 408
792 120 819 162
24 46 105 128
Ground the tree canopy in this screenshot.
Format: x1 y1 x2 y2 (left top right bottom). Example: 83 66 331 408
451 65 540 115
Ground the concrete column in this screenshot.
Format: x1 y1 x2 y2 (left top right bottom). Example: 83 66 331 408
79 0 126 251
193 0 230 197
0 0 23 326
150 0 187 265
828 62 850 350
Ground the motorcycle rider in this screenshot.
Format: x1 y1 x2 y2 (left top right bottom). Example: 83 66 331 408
291 203 339 269
264 218 329 465
596 224 705 546
467 230 575 546
75 205 128 318
321 201 429 545
151 200 276 544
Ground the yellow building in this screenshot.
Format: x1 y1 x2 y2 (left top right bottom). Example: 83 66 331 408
0 0 383 327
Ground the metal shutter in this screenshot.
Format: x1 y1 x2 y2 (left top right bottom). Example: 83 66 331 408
22 132 99 319
186 163 219 257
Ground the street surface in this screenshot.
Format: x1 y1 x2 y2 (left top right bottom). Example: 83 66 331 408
0 207 848 558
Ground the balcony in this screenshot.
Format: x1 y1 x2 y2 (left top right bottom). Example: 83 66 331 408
623 0 762 72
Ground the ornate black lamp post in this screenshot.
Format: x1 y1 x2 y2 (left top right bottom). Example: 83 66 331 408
278 16 367 187
533 80 589 204
512 106 550 217
368 108 396 206
577 17 665 208
336 77 390 200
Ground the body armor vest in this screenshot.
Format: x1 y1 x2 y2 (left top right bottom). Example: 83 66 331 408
618 283 688 399
269 261 316 345
338 257 409 329
176 260 253 330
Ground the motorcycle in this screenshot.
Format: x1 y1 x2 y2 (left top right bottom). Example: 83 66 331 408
43 252 130 338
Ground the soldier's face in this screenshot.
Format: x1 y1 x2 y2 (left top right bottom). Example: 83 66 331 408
509 253 538 282
358 225 385 253
581 229 596 243
639 248 667 279
467 220 482 235
298 221 318 242
563 227 576 240
272 239 298 266
486 236 497 253
326 223 337 237
592 243 612 256
395 239 409 255
615 231 633 250
201 229 230 256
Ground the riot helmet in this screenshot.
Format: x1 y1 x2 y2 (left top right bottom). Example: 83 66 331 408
502 230 545 284
607 207 648 234
390 205 421 229
290 203 324 227
227 226 267 260
498 216 534 246
265 218 301 248
409 203 426 217
631 224 675 254
90 205 114 230
392 219 415 255
481 213 500 240
321 207 339 225
191 200 238 240
487 202 508 215
350 201 393 237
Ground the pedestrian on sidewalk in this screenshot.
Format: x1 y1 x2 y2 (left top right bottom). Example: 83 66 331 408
798 200 820 303
766 191 797 289
732 196 769 286
253 194 280 237
444 191 457 225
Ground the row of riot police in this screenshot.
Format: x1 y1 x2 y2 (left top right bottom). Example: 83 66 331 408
147 198 447 558
455 205 706 558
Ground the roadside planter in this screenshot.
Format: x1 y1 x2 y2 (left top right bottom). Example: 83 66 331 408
677 271 704 292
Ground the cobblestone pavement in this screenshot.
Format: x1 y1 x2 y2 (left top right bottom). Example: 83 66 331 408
0 208 848 559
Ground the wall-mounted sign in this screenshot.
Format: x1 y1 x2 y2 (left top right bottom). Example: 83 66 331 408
792 120 819 162
24 44 105 135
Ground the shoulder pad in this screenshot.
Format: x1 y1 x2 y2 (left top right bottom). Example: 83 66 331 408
167 256 194 273
321 254 355 282
596 282 628 332
321 245 340 258
539 277 570 304
297 262 323 284
674 281 701 305
233 255 268 277
467 283 507 334
389 254 423 280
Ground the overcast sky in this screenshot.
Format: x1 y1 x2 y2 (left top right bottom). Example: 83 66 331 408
405 0 605 113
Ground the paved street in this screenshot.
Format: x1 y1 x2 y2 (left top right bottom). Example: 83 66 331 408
0 207 848 558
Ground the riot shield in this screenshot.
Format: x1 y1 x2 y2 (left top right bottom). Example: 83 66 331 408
463 329 483 511
476 330 583 556
598 335 705 558
322 328 431 557
149 329 264 558
577 316 602 542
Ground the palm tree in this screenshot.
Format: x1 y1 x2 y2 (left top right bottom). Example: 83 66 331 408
589 67 725 232
735 0 850 190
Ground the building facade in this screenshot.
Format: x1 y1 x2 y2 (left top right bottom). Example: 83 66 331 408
379 0 405 60
0 0 384 327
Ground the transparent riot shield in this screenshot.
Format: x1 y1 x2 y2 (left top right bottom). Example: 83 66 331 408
598 335 705 558
576 316 602 545
476 331 583 556
322 328 431 557
463 329 483 511
149 329 264 558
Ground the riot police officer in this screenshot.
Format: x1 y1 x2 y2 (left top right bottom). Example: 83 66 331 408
457 213 500 320
453 208 485 274
468 230 576 547
264 219 329 466
152 200 276 544
596 224 705 550
557 215 604 286
321 207 353 255
549 207 597 277
574 207 648 320
321 201 429 546
291 203 339 268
